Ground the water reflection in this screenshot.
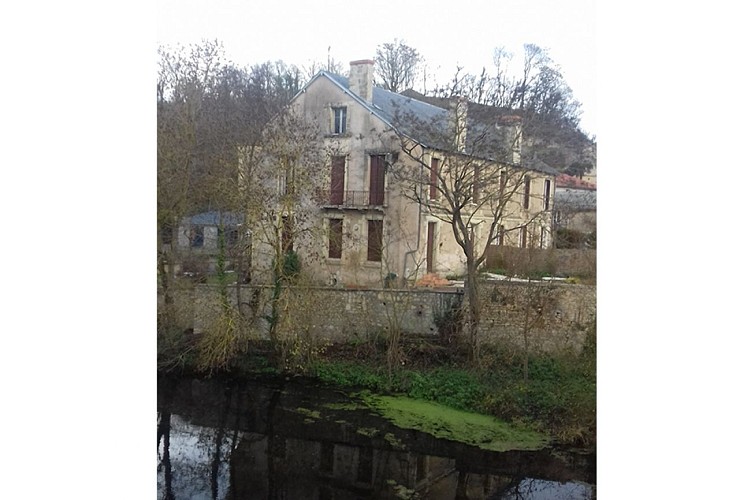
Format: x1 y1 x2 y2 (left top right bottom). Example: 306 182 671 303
157 377 594 499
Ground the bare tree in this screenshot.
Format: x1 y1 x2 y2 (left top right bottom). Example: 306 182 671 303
389 95 555 364
300 50 346 79
157 41 314 371
374 39 424 92
158 40 229 331
234 105 329 360
428 44 594 176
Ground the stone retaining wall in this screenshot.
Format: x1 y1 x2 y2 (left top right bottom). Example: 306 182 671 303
476 281 596 354
189 281 595 354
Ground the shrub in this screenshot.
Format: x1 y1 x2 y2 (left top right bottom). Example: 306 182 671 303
280 250 301 281
484 247 557 279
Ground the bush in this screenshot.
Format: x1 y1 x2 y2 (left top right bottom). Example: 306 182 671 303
407 369 484 411
556 228 596 250
280 250 301 281
484 247 557 279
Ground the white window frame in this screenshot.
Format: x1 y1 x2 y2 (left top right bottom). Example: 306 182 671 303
332 106 347 135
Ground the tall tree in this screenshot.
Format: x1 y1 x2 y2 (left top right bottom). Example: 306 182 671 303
389 97 554 364
427 44 594 176
374 39 424 92
157 40 308 364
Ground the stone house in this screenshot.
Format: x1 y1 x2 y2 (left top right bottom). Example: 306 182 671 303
170 211 244 276
554 174 596 235
261 60 557 287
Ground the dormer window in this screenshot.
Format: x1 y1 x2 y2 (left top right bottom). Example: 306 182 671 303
332 106 347 134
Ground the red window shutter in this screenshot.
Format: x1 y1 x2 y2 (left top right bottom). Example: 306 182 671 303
430 158 439 200
369 155 385 205
367 220 383 262
330 156 345 204
426 222 436 272
328 219 343 258
523 176 531 209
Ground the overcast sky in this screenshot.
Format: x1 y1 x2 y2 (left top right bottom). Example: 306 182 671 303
157 0 596 136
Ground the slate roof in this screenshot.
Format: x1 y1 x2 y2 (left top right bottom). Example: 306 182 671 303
310 71 558 176
323 71 449 143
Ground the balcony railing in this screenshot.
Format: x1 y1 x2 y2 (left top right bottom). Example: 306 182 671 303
317 189 388 208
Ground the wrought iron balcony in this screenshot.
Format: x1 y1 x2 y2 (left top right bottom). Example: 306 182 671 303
317 189 388 208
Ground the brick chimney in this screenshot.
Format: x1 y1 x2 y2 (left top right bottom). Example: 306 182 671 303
349 60 374 103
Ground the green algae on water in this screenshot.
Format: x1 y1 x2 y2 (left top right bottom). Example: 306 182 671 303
356 427 379 437
384 432 405 450
322 402 368 411
294 407 321 419
359 392 547 452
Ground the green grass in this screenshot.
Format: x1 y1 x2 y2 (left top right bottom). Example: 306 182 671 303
311 355 595 447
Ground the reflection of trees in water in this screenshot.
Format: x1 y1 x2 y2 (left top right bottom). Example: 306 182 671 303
497 477 592 499
158 378 594 499
157 411 175 500
156 412 237 499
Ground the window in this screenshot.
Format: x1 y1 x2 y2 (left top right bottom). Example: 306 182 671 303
429 158 439 200
320 442 334 474
519 226 527 248
190 226 204 248
369 155 386 205
333 106 347 134
330 156 346 204
357 446 373 483
426 222 436 272
491 225 505 246
328 218 343 259
416 455 428 483
543 179 551 211
540 227 547 248
281 216 293 253
160 224 173 245
223 228 239 247
499 170 507 198
473 165 481 203
523 175 531 209
367 220 383 262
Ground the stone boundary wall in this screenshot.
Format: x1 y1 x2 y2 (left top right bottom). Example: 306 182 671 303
190 281 595 354
193 285 464 343
476 281 596 354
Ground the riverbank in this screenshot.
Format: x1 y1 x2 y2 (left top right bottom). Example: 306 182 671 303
158 328 596 450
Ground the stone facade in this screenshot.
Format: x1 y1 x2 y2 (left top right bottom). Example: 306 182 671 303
279 61 557 288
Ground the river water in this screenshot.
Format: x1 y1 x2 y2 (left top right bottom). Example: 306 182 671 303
157 375 595 499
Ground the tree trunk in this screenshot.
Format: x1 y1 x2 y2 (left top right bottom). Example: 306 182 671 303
465 260 481 365
158 250 178 337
